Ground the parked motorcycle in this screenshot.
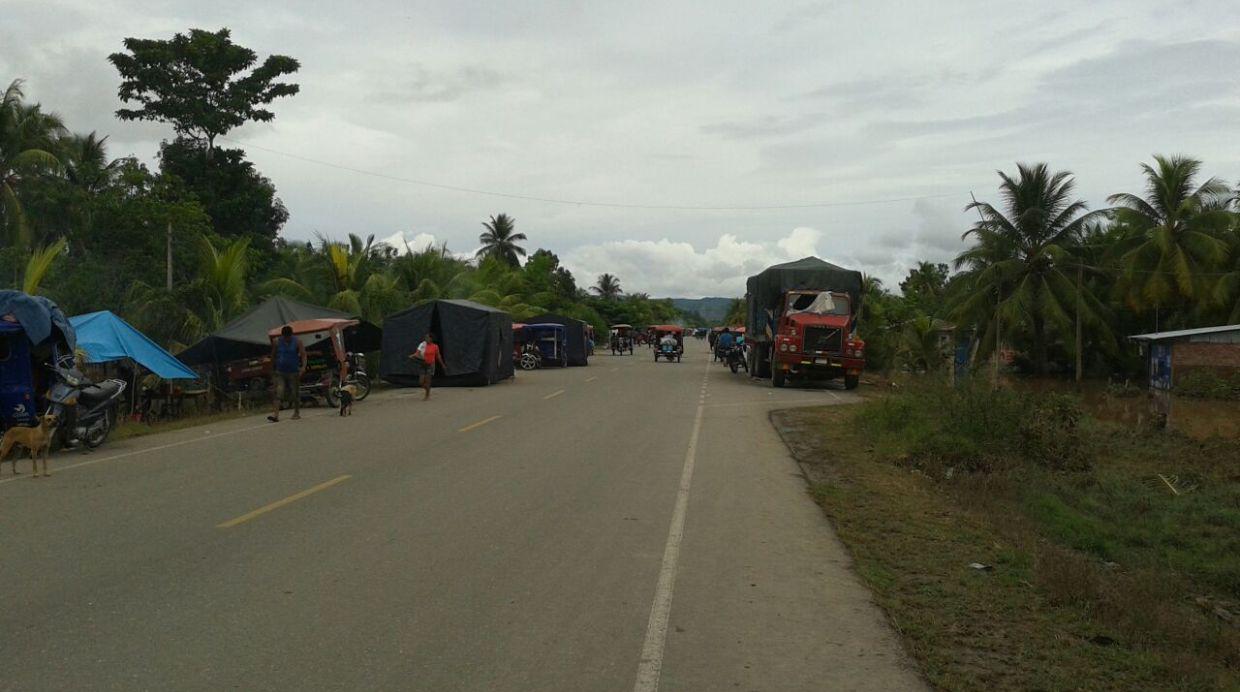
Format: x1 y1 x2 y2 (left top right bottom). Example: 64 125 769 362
345 352 371 400
46 364 127 449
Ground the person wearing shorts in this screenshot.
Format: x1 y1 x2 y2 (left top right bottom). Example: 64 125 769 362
268 325 307 422
410 332 447 400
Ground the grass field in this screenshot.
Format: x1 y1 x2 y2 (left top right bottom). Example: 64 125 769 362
773 381 1240 691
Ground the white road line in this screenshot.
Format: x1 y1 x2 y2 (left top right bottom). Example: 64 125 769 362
544 389 566 400
633 361 711 692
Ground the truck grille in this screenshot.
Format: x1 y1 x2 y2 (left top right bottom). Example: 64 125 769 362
804 327 842 354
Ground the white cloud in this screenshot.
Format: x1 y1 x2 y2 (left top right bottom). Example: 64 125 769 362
564 227 846 298
379 230 442 254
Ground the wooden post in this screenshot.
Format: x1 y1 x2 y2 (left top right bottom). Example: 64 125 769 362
166 221 173 291
1075 263 1083 386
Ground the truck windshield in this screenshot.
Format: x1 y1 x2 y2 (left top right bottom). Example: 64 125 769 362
787 292 849 316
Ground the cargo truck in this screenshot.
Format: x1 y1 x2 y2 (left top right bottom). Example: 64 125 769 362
745 257 865 389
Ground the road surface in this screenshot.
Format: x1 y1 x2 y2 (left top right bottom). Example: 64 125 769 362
1 345 923 691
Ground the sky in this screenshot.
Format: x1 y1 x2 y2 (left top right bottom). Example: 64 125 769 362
4 0 1240 298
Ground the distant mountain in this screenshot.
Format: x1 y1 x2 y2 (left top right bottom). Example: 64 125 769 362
667 297 735 323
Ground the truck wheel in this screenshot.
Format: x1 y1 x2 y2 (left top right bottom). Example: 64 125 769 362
844 373 859 390
772 367 786 388
753 347 771 379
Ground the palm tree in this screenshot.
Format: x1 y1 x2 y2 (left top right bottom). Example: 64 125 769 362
126 235 250 346
1214 217 1240 322
1108 155 1232 315
592 273 622 300
951 163 1112 374
21 238 68 294
476 213 527 266
897 316 945 373
261 233 408 323
0 79 65 248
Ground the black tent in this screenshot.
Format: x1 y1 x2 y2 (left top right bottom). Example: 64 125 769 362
177 296 382 367
523 313 590 366
380 299 514 387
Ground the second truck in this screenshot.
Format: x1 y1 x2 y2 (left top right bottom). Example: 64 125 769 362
745 256 865 389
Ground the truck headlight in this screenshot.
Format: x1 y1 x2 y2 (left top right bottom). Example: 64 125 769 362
779 343 788 352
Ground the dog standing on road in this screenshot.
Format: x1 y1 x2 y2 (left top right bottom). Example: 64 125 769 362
0 413 59 477
338 384 358 417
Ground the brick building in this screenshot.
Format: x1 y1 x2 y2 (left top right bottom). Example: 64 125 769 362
1129 324 1240 391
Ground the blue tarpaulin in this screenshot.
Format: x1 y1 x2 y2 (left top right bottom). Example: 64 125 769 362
68 311 199 380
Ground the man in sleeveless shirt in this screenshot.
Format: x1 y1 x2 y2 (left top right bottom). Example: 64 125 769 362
268 325 307 423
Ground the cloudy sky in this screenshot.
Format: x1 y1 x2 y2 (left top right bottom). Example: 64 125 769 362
4 1 1240 297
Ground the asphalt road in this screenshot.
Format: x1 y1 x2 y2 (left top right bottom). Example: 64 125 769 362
1 344 923 691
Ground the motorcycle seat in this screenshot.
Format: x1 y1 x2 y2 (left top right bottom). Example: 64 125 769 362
79 380 122 403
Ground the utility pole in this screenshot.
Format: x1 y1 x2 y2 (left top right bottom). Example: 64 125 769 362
1075 263 1083 386
166 221 173 291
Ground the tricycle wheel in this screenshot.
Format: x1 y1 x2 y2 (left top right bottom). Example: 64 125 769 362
520 353 540 370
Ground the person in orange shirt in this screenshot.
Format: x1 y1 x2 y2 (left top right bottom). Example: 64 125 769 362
410 332 447 400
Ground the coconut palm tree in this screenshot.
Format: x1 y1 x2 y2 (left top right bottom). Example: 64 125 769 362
1214 217 1240 322
951 163 1112 374
476 213 527 266
261 233 408 323
592 273 621 300
21 238 68 294
0 79 65 248
126 235 251 346
1108 155 1232 315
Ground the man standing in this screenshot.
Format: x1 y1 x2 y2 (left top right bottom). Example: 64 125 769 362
268 325 307 423
411 332 447 400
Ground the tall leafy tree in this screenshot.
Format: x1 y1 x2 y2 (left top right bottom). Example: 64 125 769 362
109 28 300 154
476 213 526 266
899 261 949 315
1108 155 1232 315
159 138 288 249
592 273 622 300
952 163 1112 373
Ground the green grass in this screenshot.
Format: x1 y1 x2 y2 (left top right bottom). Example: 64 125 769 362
113 409 257 441
775 381 1240 691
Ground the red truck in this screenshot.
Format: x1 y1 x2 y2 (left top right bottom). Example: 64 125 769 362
745 257 865 389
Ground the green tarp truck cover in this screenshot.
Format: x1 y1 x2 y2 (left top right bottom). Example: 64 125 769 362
745 256 863 340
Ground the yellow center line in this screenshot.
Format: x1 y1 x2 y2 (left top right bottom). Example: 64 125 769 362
217 474 351 529
458 415 503 432
544 389 566 400
585 376 598 382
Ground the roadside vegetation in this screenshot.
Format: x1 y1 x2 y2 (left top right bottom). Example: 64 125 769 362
775 381 1240 690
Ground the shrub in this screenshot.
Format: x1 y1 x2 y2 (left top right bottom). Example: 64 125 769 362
1177 370 1240 400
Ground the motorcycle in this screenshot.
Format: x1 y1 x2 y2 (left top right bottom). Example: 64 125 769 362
46 364 126 449
725 345 749 374
344 352 372 400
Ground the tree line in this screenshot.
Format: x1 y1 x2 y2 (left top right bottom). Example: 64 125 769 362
860 160 1240 377
0 28 680 350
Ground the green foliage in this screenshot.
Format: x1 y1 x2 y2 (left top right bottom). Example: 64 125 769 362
1175 370 1240 400
859 381 1088 475
109 27 300 151
21 238 67 294
591 273 621 300
159 138 288 250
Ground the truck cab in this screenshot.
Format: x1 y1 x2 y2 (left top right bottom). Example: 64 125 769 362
770 290 864 389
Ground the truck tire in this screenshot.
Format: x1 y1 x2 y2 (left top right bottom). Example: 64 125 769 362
844 373 859 390
772 366 786 388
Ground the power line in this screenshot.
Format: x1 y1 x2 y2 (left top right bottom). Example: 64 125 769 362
220 136 967 212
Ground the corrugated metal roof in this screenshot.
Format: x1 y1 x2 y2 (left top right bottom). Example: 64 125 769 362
1128 324 1240 342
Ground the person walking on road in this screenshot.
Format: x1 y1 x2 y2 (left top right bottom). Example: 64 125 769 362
411 332 447 400
268 325 307 423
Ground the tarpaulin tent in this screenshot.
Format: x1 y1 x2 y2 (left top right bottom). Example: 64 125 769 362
522 313 590 366
380 299 513 387
177 296 381 367
0 290 75 350
69 311 199 380
745 257 863 337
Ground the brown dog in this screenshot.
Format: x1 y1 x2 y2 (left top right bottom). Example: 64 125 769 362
0 413 59 478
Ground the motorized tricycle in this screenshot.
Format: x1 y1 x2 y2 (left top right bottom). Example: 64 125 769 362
609 324 635 355
651 325 684 363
